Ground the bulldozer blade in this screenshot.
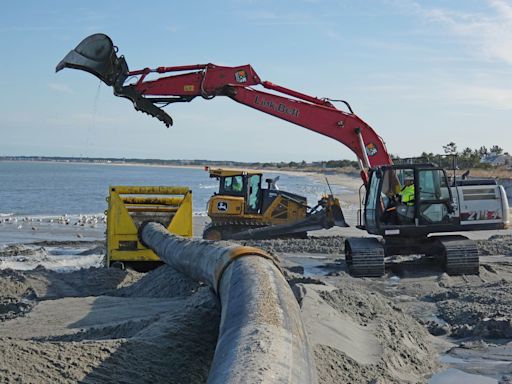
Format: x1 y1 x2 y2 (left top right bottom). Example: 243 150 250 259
56 33 123 86
231 204 349 240
332 204 349 227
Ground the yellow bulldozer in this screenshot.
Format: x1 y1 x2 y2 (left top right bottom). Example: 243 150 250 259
203 168 348 240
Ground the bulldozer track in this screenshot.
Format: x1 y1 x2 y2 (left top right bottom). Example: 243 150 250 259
203 221 269 240
345 237 385 277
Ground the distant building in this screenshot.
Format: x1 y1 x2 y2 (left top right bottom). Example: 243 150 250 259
480 152 512 166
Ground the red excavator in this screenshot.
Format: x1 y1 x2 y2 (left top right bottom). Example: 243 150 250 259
57 34 510 277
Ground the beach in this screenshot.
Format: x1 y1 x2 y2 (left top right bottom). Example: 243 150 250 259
1 170 512 383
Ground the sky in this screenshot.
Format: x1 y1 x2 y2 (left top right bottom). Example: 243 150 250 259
0 0 511 162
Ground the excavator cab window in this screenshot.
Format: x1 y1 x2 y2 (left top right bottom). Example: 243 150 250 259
368 166 453 229
364 170 381 228
417 169 452 224
373 168 404 226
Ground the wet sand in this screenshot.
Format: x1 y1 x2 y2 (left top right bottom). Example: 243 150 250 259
1 172 512 383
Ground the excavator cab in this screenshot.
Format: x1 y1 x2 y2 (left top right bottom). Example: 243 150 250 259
362 164 455 236
347 162 508 277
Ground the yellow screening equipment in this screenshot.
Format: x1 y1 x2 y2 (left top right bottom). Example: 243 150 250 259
106 186 192 269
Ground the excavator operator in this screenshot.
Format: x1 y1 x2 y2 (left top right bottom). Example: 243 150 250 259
382 176 414 225
399 178 415 206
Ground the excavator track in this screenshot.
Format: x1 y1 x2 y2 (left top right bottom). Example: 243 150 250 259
345 237 385 277
438 236 479 275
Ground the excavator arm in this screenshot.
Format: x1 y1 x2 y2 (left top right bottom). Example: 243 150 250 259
56 33 393 183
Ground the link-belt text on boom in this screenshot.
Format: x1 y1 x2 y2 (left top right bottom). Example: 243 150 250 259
254 95 300 117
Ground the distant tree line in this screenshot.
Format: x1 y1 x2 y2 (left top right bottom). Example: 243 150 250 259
254 159 359 169
393 143 510 169
7 144 506 171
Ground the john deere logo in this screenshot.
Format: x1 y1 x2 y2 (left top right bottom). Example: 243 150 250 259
217 201 228 211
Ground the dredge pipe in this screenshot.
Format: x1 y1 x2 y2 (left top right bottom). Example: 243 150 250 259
139 222 317 384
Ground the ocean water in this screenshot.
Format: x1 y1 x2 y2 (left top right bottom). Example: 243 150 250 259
0 161 344 217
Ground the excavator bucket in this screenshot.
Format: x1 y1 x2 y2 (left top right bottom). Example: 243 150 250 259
56 33 173 127
56 33 123 86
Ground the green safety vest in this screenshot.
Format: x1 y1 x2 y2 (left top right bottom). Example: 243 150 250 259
400 185 415 205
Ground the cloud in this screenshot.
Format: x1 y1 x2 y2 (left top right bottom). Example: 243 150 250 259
447 84 512 110
46 112 134 128
0 26 56 33
240 10 279 21
48 83 75 95
164 25 178 33
237 9 318 26
406 0 512 64
356 78 512 110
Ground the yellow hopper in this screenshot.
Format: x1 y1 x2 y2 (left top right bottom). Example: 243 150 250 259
106 186 192 270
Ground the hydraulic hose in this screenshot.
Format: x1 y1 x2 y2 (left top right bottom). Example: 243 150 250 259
139 222 317 384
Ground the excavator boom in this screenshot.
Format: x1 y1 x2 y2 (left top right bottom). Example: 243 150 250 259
56 33 393 183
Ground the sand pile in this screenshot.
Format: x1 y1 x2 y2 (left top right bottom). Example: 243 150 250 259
0 269 35 322
241 236 346 255
477 235 512 256
0 262 220 383
114 264 203 298
0 244 48 257
290 279 437 383
430 279 512 338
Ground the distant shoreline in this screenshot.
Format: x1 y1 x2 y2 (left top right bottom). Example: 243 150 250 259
0 158 207 171
0 156 361 177
0 159 364 191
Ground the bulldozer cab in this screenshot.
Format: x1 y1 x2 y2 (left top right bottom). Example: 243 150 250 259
362 164 455 236
209 168 263 213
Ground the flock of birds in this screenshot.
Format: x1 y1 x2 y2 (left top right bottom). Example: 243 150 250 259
0 214 106 231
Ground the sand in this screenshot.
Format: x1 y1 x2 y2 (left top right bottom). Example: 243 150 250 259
0 262 219 383
1 171 512 383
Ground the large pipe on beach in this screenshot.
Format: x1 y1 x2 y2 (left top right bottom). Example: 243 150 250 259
139 222 317 384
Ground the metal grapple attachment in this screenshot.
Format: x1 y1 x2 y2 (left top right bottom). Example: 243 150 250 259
56 33 173 127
